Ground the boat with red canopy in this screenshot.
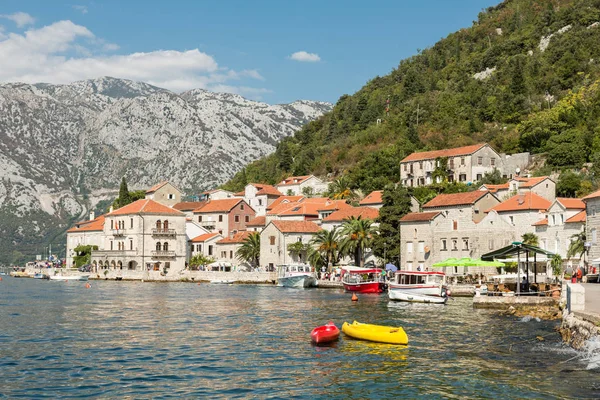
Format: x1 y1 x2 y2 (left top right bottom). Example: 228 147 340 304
310 321 340 344
341 266 385 293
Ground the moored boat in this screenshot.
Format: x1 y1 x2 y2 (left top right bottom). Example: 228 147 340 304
388 270 448 300
277 264 318 288
210 280 235 284
341 321 408 345
311 321 340 344
341 266 385 293
33 273 49 280
388 289 447 304
49 275 89 281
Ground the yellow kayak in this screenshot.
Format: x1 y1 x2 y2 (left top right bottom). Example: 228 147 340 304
342 321 408 345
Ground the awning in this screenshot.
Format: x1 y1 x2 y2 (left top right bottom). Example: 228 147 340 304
385 263 398 272
481 242 555 260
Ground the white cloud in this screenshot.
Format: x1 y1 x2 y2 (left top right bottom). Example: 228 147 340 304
289 51 320 62
72 5 88 14
0 19 268 97
0 12 35 27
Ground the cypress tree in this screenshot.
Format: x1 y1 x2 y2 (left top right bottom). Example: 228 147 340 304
118 177 132 207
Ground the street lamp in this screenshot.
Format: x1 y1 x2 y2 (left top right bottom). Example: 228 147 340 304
384 243 387 265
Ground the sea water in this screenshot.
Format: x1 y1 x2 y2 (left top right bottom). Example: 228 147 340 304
0 277 598 398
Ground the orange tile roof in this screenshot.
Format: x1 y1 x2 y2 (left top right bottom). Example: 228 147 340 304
190 233 221 243
234 190 246 196
488 192 551 213
251 183 283 196
401 143 488 163
423 191 489 208
565 210 586 224
270 220 321 233
247 216 266 226
266 196 304 211
67 214 106 233
274 198 341 217
556 198 585 210
217 231 253 244
532 218 548 226
583 189 600 201
360 190 383 205
323 207 379 222
482 183 509 193
277 175 312 186
515 176 550 188
109 199 184 216
173 201 207 211
146 181 169 194
194 199 251 213
400 212 441 222
317 199 352 212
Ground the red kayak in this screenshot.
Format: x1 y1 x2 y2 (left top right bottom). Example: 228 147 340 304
311 321 340 344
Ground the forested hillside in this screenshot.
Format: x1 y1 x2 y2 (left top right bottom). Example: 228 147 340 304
223 0 600 195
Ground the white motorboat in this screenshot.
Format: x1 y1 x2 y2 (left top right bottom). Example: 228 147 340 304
49 275 89 281
388 270 449 303
210 280 235 284
388 289 448 304
277 264 318 288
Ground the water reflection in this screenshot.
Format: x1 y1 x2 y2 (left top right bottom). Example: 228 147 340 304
0 277 598 398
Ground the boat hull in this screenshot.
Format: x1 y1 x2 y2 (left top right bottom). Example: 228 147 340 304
341 321 408 345
311 322 340 344
210 280 235 284
388 284 443 297
278 274 317 288
49 275 89 281
388 290 447 304
343 282 383 293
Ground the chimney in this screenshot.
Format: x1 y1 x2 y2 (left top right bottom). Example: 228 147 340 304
89 210 95 221
109 205 114 213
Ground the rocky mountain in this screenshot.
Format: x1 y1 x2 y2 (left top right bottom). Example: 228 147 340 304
0 77 332 265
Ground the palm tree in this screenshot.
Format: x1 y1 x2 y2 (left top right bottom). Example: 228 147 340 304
236 232 260 268
340 216 378 267
521 233 539 247
567 231 587 261
310 228 342 269
328 176 355 200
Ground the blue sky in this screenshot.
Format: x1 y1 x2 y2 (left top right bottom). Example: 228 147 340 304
0 0 499 104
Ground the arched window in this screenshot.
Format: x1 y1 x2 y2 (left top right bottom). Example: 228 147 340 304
163 242 169 251
156 220 162 231
156 242 161 251
163 220 169 230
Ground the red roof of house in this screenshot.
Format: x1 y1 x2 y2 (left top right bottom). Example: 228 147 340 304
401 143 488 163
251 183 283 196
270 220 321 233
234 190 246 196
67 214 106 233
194 199 251 213
266 196 304 211
400 212 441 222
488 192 551 213
423 191 489 208
109 199 184 216
246 216 266 226
556 198 585 210
173 201 207 211
277 175 312 186
482 183 509 193
272 198 343 217
146 181 169 194
217 231 253 244
190 233 221 243
323 206 379 222
583 189 600 201
565 210 586 224
532 218 548 226
318 199 352 212
359 190 384 205
515 176 551 188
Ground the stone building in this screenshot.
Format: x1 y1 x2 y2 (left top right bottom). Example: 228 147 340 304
215 231 254 269
487 192 551 237
533 198 586 267
189 232 222 261
275 175 328 196
583 190 600 267
259 220 321 269
172 201 207 218
359 190 420 212
91 199 187 273
66 212 106 267
193 199 255 237
241 183 283 216
481 176 555 202
145 181 182 207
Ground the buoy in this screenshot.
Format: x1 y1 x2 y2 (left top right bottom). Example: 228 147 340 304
0 277 3 281
197 282 201 285
351 293 358 302
85 283 91 289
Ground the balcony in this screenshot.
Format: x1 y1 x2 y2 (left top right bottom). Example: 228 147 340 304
152 228 176 237
111 229 125 237
199 220 217 228
151 250 176 258
92 250 137 257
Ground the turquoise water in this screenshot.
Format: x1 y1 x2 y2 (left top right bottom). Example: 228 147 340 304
0 277 596 398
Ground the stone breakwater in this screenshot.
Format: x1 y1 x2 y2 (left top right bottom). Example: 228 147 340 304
559 312 600 350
